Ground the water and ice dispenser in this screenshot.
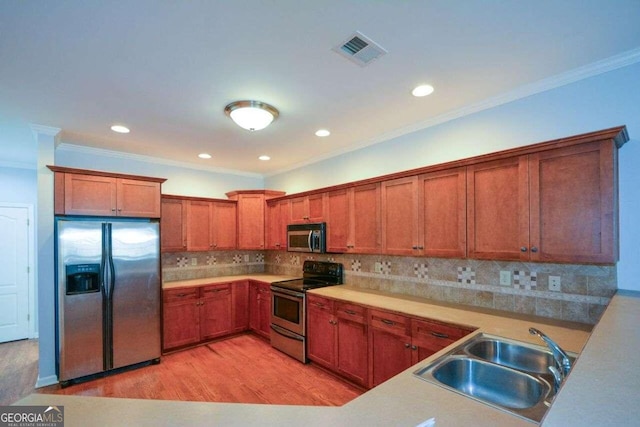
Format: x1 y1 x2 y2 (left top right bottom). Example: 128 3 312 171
65 264 100 295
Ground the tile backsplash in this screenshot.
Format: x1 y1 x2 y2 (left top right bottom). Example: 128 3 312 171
163 250 616 325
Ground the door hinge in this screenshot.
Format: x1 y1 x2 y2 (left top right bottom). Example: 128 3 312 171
27 314 30 321
27 266 30 274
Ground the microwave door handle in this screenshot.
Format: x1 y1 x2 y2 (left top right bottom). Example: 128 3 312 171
308 231 313 252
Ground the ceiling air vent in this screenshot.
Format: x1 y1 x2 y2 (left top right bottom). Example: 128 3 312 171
333 31 387 67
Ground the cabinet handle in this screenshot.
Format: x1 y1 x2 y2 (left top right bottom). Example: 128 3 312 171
381 319 395 326
418 246 424 250
344 309 357 316
404 343 411 348
312 302 325 308
118 208 122 212
412 345 417 350
430 331 449 339
520 247 528 252
531 246 538 253
111 208 117 212
412 246 418 250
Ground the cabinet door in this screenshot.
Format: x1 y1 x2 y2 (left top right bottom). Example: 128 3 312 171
369 327 412 387
529 141 617 263
237 194 266 249
162 288 199 351
350 183 381 254
258 283 272 338
307 193 325 222
232 280 249 332
326 189 349 252
249 282 260 332
289 197 309 223
467 156 529 261
200 284 232 340
411 318 474 359
187 200 212 251
336 303 368 387
161 198 187 252
212 201 237 250
381 176 418 255
64 173 117 216
116 178 161 218
266 200 288 250
307 295 336 368
418 167 466 258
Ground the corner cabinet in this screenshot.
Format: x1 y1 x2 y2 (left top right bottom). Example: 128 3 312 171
49 166 165 218
226 190 285 250
467 138 620 263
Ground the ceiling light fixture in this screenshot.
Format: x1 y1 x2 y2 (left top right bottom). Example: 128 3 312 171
258 155 271 161
412 84 434 97
315 129 331 137
224 100 279 131
198 153 212 159
110 124 130 133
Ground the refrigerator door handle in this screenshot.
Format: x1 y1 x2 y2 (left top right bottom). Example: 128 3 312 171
101 222 115 370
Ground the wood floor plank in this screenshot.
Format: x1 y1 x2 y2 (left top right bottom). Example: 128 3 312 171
36 334 364 406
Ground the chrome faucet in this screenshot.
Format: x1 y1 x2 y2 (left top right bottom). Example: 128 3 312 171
529 327 572 390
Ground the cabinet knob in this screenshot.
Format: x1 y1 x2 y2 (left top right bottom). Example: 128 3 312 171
111 208 117 212
411 345 417 351
412 246 418 250
418 246 424 250
520 247 528 252
531 246 538 253
404 343 411 348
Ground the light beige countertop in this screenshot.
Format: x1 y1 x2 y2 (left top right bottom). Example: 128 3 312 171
17 285 639 426
162 274 298 289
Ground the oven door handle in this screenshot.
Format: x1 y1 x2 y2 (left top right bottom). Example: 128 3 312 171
271 286 305 299
271 324 304 342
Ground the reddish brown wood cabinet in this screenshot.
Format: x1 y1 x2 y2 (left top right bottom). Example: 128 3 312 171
307 294 369 387
49 167 164 218
227 190 285 250
161 196 237 252
468 139 618 263
249 280 271 339
289 194 325 224
325 184 380 253
163 282 243 352
265 199 290 250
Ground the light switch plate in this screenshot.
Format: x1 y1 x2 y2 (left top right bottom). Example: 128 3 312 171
191 258 197 266
500 271 511 286
374 262 382 273
549 276 561 292
244 254 250 262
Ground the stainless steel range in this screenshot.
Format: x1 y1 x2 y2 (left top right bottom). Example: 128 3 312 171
270 260 343 363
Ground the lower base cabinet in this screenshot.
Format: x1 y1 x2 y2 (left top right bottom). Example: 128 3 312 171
249 280 271 339
306 296 476 389
307 295 369 387
162 281 249 352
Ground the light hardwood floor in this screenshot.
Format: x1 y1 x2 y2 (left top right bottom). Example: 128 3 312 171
31 334 363 406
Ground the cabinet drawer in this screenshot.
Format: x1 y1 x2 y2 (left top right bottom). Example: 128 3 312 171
369 309 409 336
163 287 198 303
307 294 334 312
411 318 475 350
335 302 366 324
201 283 231 298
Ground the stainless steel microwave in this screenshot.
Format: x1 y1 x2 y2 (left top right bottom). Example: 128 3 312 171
287 223 326 253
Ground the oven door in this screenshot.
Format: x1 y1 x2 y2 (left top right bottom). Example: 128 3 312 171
270 287 305 336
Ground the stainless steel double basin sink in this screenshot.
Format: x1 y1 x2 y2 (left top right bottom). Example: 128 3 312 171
413 333 577 423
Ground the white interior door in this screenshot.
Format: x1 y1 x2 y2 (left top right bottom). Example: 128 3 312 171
0 205 31 343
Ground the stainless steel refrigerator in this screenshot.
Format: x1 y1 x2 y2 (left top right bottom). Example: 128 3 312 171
56 217 161 385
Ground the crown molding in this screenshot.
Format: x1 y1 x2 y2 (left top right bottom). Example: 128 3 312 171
29 124 61 138
56 143 264 179
266 47 640 177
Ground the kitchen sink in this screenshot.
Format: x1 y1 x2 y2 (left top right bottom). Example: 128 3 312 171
413 333 578 423
431 357 547 410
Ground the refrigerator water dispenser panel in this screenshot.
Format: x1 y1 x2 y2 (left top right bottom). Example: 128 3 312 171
66 264 100 295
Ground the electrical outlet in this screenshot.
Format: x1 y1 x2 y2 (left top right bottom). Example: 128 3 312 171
190 258 197 266
549 276 561 292
374 262 382 273
244 254 250 262
499 271 511 286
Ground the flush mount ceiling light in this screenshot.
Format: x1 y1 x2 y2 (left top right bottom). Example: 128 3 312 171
412 84 434 97
198 153 212 159
224 100 279 131
258 155 271 161
315 129 331 137
110 124 130 133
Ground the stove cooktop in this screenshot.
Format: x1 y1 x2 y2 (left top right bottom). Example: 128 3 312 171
271 260 344 292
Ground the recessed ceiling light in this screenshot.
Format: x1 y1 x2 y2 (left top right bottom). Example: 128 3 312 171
258 155 271 161
198 153 212 159
110 125 130 133
412 84 434 97
315 129 331 137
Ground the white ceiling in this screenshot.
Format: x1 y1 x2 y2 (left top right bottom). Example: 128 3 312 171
1 1 639 176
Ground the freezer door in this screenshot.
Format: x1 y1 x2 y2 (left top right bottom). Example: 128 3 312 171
57 220 104 381
110 221 161 369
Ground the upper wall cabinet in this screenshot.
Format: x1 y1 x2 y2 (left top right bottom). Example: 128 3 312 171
266 199 290 250
49 166 165 218
226 190 285 250
289 194 325 224
161 196 237 252
467 138 620 264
